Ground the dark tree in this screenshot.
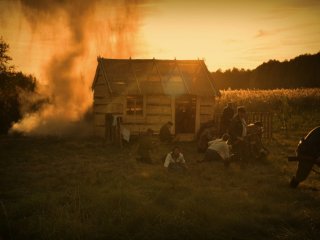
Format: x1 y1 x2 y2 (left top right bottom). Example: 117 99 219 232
0 37 42 134
211 52 320 89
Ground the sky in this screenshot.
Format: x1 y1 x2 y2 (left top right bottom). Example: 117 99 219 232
1 0 320 75
141 0 320 70
0 0 319 134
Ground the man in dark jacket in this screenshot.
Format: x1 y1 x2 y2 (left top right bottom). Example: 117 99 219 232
159 121 173 142
290 126 320 188
229 106 248 162
219 102 234 136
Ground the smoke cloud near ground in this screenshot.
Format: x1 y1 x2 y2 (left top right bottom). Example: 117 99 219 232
4 0 147 136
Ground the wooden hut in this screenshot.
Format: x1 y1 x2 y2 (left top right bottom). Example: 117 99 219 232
91 57 220 140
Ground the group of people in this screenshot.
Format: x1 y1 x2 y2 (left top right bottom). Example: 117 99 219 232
199 103 268 166
135 104 320 189
136 103 268 171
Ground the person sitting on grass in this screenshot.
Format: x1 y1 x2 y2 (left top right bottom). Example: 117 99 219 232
164 146 187 171
199 133 232 166
246 121 269 160
159 121 174 143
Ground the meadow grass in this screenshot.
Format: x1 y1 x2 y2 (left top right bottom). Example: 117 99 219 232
1 88 320 240
1 125 320 240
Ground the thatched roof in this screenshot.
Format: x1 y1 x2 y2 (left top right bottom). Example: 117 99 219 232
92 58 220 97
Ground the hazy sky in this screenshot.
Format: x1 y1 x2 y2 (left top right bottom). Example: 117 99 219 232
143 0 320 70
1 0 320 75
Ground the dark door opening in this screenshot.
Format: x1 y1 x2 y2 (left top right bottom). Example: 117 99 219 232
175 95 196 134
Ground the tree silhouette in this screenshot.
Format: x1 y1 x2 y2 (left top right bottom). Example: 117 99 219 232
0 37 42 134
212 52 320 89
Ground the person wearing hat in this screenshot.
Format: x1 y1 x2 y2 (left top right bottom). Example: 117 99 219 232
229 106 248 163
159 121 174 143
219 102 234 136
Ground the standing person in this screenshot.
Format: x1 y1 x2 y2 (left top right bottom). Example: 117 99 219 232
164 146 187 171
200 134 232 165
219 102 234 136
137 129 154 164
229 106 248 163
159 121 173 143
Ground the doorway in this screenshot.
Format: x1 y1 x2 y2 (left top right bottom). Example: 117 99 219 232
175 95 196 134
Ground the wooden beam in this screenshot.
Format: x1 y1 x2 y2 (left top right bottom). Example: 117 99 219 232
199 60 220 97
129 58 142 94
195 96 200 133
171 96 175 134
153 59 166 94
98 58 113 95
175 59 190 94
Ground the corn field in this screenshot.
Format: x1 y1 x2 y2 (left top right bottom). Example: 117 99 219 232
214 88 320 131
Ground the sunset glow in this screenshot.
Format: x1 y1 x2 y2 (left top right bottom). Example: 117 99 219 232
0 0 319 134
1 0 320 75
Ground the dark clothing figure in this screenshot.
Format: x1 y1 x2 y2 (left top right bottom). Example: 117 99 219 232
196 120 216 140
290 126 320 188
159 122 173 142
219 105 234 135
137 135 153 164
197 127 215 153
246 122 269 160
229 113 248 163
203 149 223 162
229 115 245 143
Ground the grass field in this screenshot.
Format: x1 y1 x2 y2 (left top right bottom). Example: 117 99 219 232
1 88 320 240
1 125 320 239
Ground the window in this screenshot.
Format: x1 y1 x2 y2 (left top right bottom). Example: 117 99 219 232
126 95 143 115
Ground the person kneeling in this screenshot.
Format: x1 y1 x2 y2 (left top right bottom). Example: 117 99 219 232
164 146 187 172
201 134 232 166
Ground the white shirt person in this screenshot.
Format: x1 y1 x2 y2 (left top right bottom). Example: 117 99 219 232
164 147 186 170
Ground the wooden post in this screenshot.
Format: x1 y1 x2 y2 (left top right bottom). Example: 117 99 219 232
195 96 200 134
171 96 175 134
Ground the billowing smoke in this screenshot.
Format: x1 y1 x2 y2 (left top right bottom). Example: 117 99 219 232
5 0 147 135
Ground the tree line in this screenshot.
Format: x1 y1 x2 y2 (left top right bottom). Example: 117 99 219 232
0 37 45 134
211 52 320 89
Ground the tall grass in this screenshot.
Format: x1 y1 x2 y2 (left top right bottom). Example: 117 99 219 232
1 89 320 239
215 88 320 131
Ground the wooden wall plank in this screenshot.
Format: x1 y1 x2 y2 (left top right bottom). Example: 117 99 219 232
195 97 200 133
94 114 106 126
123 115 145 123
94 126 105 138
146 95 171 105
94 103 124 113
94 85 108 98
200 105 213 115
146 115 172 124
171 96 175 134
146 105 171 115
199 96 215 105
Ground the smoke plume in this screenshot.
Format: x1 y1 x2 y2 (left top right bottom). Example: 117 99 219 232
4 0 147 135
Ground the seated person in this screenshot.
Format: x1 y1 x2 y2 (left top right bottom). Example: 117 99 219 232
159 121 173 142
164 146 187 171
136 129 154 164
246 121 269 160
197 127 215 153
200 134 232 165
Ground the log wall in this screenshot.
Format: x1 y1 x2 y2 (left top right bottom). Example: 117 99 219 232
93 91 216 138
